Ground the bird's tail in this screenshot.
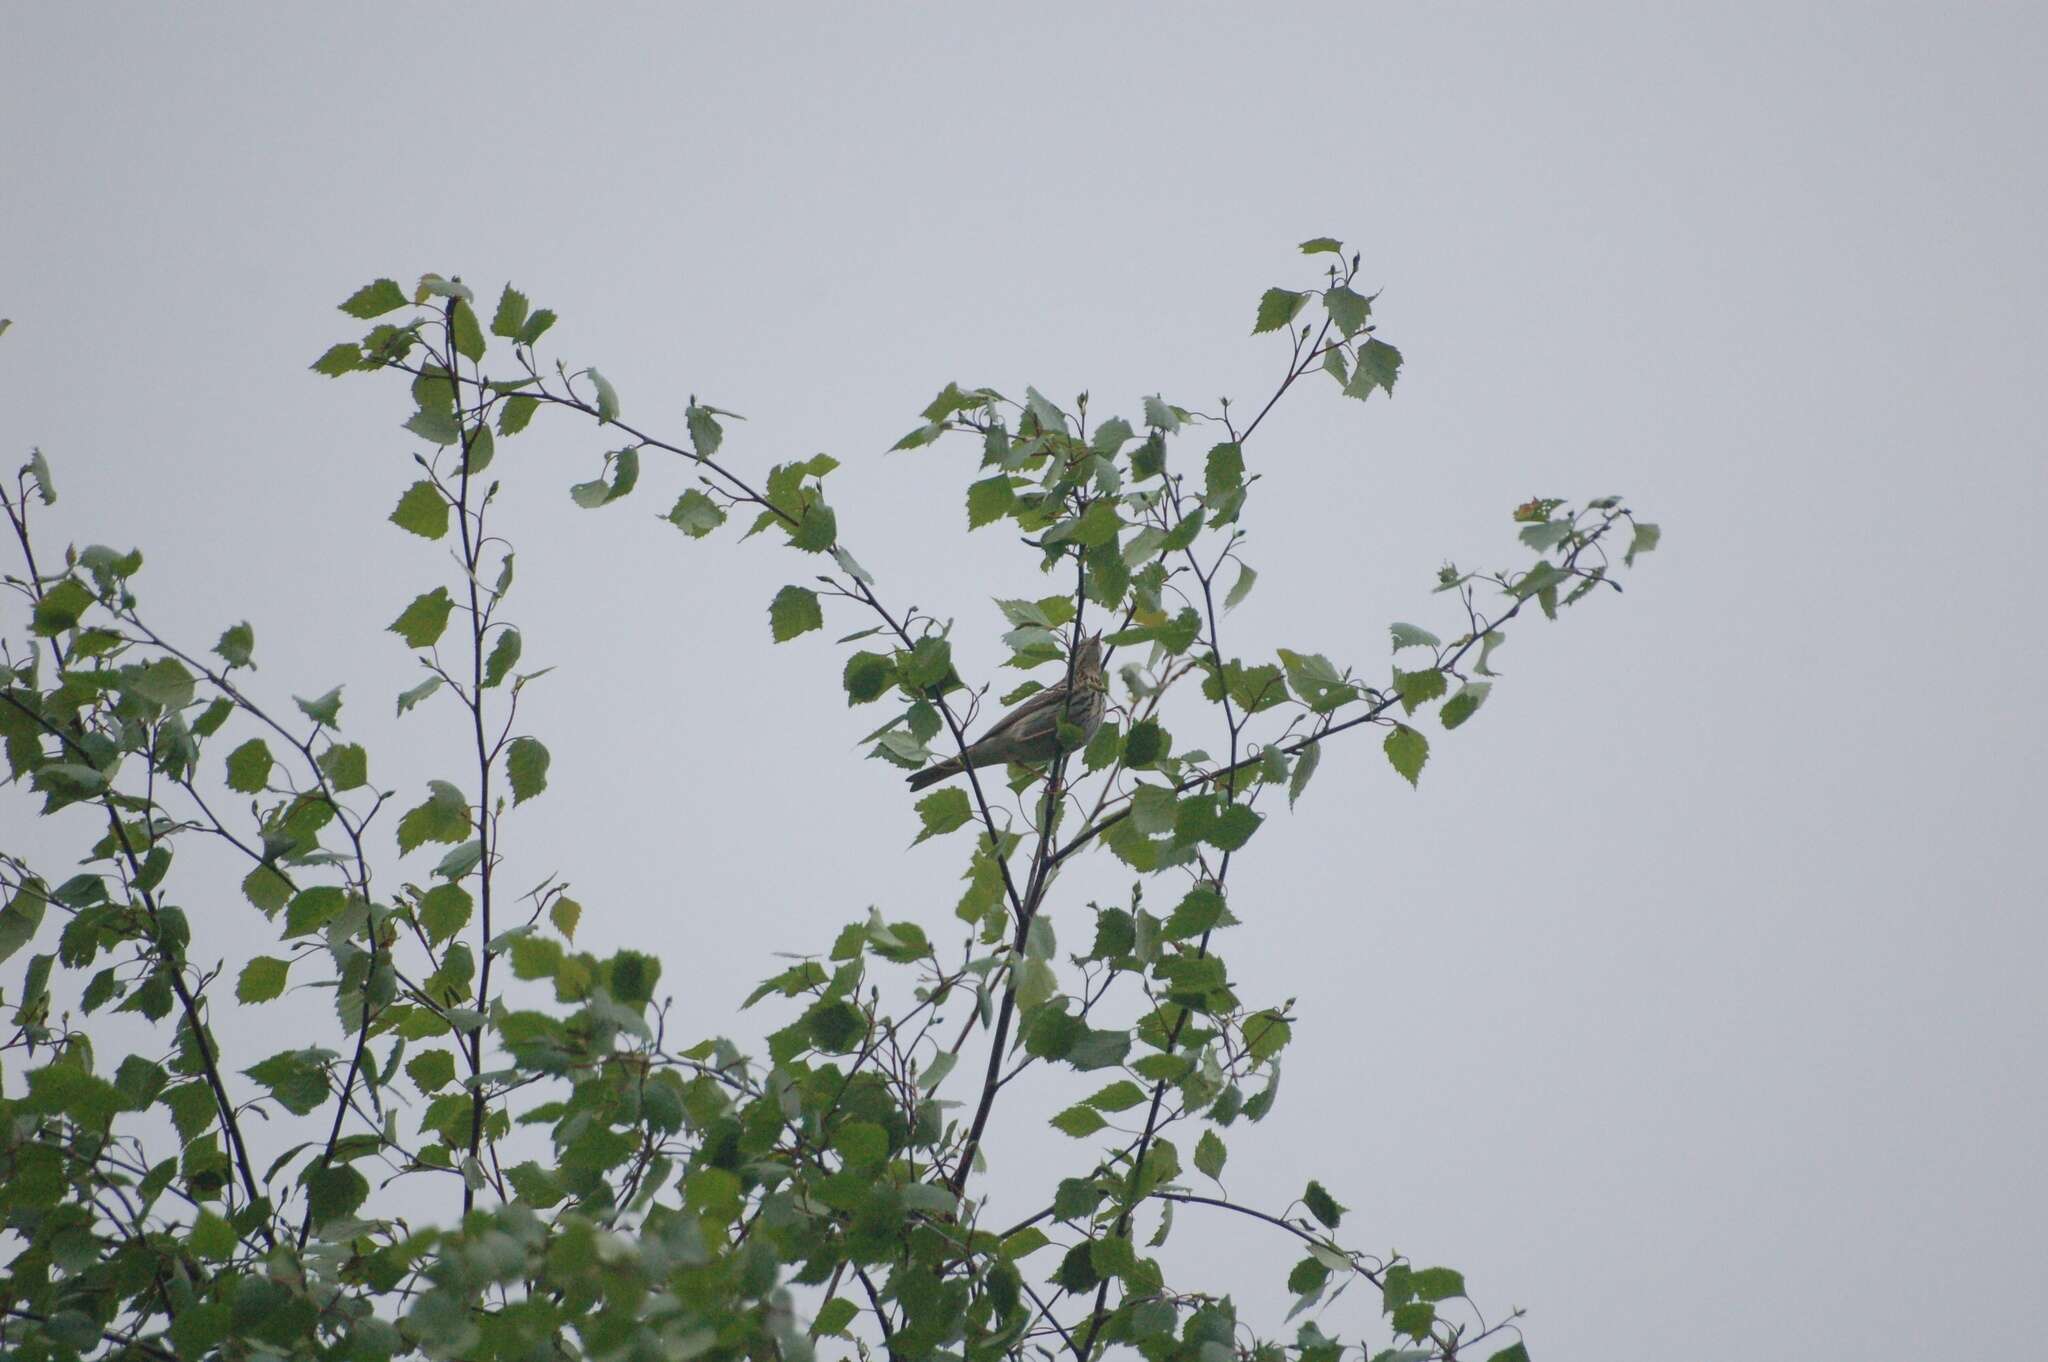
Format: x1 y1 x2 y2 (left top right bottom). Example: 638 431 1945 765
906 758 962 792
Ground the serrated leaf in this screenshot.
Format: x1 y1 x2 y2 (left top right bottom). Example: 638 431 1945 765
1389 622 1439 652
1626 520 1661 565
451 298 486 362
310 342 361 377
319 742 368 790
490 285 529 339
1346 337 1403 398
295 687 343 728
1324 284 1371 335
1195 1129 1227 1181
1302 1180 1345 1229
685 403 723 457
587 368 619 422
1384 724 1428 786
1142 395 1182 432
1394 666 1448 713
396 674 442 715
666 488 726 538
390 481 449 539
1441 682 1492 730
236 956 288 1004
388 586 455 649
435 840 484 880
506 736 548 805
912 788 971 845
1253 288 1307 335
340 279 408 319
768 586 822 642
1299 237 1343 255
482 628 521 689
549 895 580 941
967 475 1015 528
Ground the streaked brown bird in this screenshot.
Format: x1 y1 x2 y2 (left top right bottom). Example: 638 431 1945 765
907 633 1107 791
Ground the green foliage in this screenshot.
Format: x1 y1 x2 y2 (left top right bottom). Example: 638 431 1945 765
0 243 1657 1362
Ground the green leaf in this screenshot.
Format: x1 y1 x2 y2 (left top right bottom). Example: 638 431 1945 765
213 620 255 669
666 488 726 538
0 882 47 966
1489 1346 1531 1362
1626 520 1661 565
1394 665 1448 714
131 657 197 710
295 686 343 728
1050 1104 1107 1137
516 307 557 347
1195 1129 1227 1181
1411 1266 1467 1301
451 298 486 362
498 393 539 435
842 651 894 705
318 742 367 791
1389 622 1439 652
405 1048 456 1094
570 447 639 508
396 675 441 715
1253 288 1308 334
1302 1180 1345 1229
490 285 529 339
1288 739 1321 807
435 840 484 880
1205 441 1244 498
1299 236 1343 255
1086 1080 1146 1112
1142 395 1182 433
1346 338 1403 398
506 736 549 805
390 481 449 539
397 782 470 853
550 895 580 941
404 404 463 445
236 956 288 1004
914 788 972 845
225 739 271 793
388 586 455 649
418 884 472 944
310 342 361 377
587 368 620 422
967 475 1015 528
789 501 837 552
303 1162 369 1227
1277 649 1355 713
1384 724 1428 787
340 279 407 319
768 586 822 642
1324 284 1371 335
245 1050 329 1116
482 628 521 689
241 865 291 914
30 576 91 635
1441 682 1492 730
1225 563 1257 611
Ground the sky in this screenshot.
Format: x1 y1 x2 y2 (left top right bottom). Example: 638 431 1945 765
3 4 2044 1359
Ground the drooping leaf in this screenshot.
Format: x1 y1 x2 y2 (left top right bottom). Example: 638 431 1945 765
388 587 455 649
1253 288 1308 335
390 481 449 539
666 488 726 538
768 586 822 642
340 279 408 319
506 736 549 805
1384 724 1428 786
236 956 288 1004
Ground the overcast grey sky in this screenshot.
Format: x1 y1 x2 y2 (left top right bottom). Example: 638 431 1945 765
4 4 2044 1359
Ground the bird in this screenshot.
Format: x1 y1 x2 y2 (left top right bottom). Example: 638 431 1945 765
907 633 1107 791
